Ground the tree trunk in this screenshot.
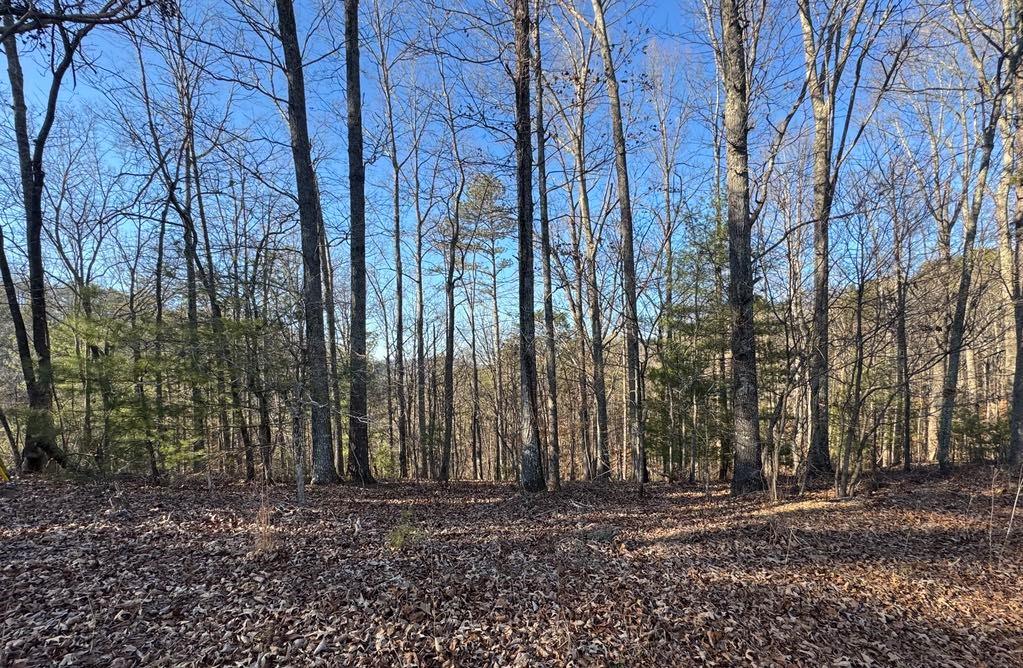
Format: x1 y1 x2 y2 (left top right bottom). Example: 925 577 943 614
534 8 559 490
375 12 408 478
491 248 506 481
590 0 644 483
467 270 484 479
806 98 835 477
937 122 997 472
345 0 374 484
721 0 763 495
0 18 83 472
514 0 544 492
318 211 346 476
275 0 338 483
438 61 465 483
894 214 912 472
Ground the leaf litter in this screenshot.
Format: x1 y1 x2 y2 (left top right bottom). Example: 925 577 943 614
1 466 1021 666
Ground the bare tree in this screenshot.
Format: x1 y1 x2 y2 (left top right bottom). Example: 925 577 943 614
535 0 560 490
585 0 645 483
718 0 761 494
796 0 903 478
274 0 338 483
514 0 544 492
547 13 610 479
346 0 374 484
936 0 1019 472
0 13 110 471
436 44 466 483
369 0 410 477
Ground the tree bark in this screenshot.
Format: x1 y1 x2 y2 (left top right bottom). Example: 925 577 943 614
345 0 374 484
590 0 644 483
937 121 997 472
0 17 85 472
438 59 465 483
721 0 763 494
514 0 544 493
534 6 559 490
275 0 338 483
374 6 408 478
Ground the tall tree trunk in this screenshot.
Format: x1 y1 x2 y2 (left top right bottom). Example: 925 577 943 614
491 249 506 481
590 0 644 483
345 0 374 484
372 277 396 471
439 232 458 482
467 269 484 479
275 0 338 483
319 211 346 475
180 161 206 473
937 122 997 472
534 6 559 490
721 0 763 494
996 56 1023 470
375 10 408 478
571 115 611 480
805 96 835 477
894 210 912 471
154 200 168 477
837 282 866 498
438 61 465 482
514 0 544 492
416 166 429 480
0 19 84 472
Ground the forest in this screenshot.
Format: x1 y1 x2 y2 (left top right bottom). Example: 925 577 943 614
1 0 1022 665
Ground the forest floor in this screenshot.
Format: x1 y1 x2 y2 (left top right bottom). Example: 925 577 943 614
1 466 1022 667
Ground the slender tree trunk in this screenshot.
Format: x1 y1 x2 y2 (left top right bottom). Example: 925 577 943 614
275 0 338 483
375 13 408 478
345 0 374 484
318 212 346 475
534 8 560 490
572 223 590 482
153 201 168 477
838 282 866 498
0 19 82 472
937 122 997 472
373 278 396 472
491 250 506 481
179 162 206 473
570 116 611 480
467 270 483 479
805 91 835 477
429 324 439 472
514 0 544 492
440 236 458 481
291 381 307 506
590 0 644 483
438 62 465 482
894 216 912 472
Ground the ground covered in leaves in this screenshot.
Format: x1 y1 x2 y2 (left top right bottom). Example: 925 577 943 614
2 466 1022 667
